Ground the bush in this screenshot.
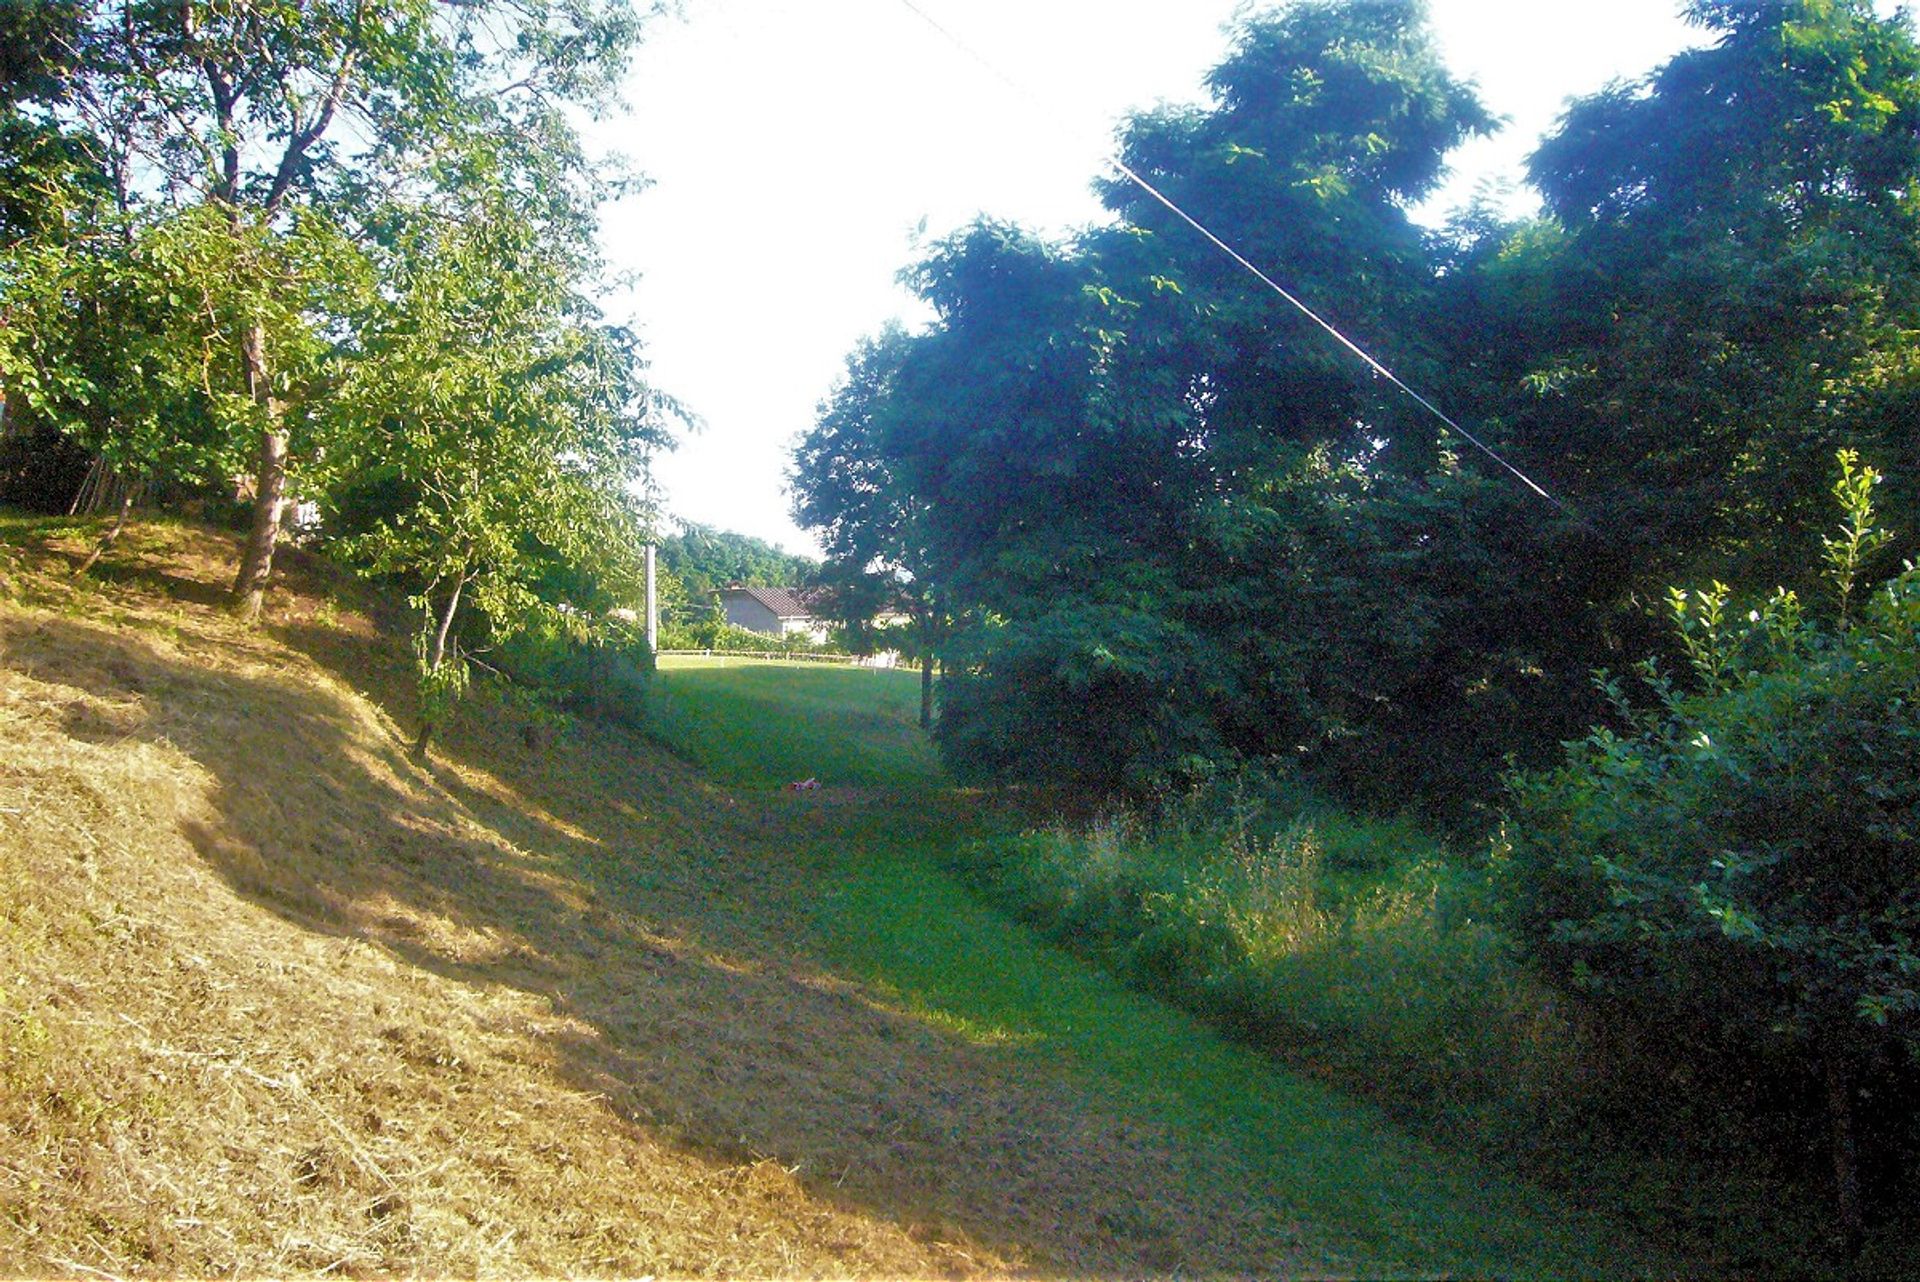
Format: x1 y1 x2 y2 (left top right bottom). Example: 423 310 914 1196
493 615 653 730
656 616 846 655
935 604 1228 796
1504 453 1920 1247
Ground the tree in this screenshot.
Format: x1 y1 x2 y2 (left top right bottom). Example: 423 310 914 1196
656 523 817 613
1506 0 1920 591
1505 453 1920 1251
14 0 650 618
318 183 662 758
793 325 948 728
799 2 1503 797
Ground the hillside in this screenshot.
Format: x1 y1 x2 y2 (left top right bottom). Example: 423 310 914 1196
2 516 1662 1278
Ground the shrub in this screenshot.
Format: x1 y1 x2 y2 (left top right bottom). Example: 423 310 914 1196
656 616 846 655
1504 453 1920 1248
494 614 653 730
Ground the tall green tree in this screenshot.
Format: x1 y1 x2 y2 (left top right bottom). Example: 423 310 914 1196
1497 0 1920 590
318 183 662 758
9 0 650 618
793 325 949 727
803 2 1503 796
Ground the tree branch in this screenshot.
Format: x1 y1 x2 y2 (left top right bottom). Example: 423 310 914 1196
263 1 366 217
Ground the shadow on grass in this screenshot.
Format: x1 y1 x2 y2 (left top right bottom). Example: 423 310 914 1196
1 609 1339 1279
3 520 234 609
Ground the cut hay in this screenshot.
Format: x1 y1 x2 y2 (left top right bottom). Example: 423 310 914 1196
0 522 962 1278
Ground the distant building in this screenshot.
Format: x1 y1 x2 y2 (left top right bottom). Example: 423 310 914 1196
716 585 828 644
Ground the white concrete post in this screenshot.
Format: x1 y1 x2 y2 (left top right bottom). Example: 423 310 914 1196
644 543 658 654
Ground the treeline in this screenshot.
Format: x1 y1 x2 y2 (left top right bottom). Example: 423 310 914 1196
796 0 1920 807
0 0 664 750
655 522 817 618
792 0 1920 1260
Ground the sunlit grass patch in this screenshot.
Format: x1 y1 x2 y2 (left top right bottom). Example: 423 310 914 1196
810 835 1656 1279
649 659 938 789
0 522 973 1279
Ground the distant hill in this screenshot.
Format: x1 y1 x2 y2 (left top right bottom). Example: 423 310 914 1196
657 523 819 622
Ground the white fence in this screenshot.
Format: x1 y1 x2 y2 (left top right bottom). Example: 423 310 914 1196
657 648 920 670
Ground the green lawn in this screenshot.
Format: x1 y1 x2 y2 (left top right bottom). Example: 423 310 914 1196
648 659 1671 1277
650 657 938 788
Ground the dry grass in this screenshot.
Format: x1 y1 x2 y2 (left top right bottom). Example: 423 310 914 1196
0 520 970 1278
0 518 1345 1279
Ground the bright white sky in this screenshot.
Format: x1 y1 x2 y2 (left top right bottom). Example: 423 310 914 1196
586 0 1714 557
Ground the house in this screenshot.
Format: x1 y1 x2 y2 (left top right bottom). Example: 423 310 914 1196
715 585 828 644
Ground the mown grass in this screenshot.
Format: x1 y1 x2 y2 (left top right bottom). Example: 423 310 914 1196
0 517 982 1278
649 656 938 788
650 659 1675 1277
814 844 1663 1278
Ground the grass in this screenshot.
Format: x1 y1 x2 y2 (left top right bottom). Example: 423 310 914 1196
0 517 963 1277
813 846 1656 1278
957 810 1572 1134
649 656 938 789
647 658 1673 1277
1 510 1673 1277
941 773 1920 1277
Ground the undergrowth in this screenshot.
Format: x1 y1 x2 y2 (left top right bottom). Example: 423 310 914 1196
960 788 1569 1135
955 777 1915 1277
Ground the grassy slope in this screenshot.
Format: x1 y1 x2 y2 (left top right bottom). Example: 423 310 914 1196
1 515 1665 1277
645 660 1681 1282
650 657 1675 1279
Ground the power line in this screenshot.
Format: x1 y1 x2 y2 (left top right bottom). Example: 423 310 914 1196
891 0 1581 523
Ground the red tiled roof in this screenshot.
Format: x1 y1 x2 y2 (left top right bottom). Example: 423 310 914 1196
719 585 814 619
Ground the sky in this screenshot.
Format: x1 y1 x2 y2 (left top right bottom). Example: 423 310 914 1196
586 0 1714 557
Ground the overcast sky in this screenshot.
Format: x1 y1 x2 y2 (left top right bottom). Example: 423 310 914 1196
585 0 1715 557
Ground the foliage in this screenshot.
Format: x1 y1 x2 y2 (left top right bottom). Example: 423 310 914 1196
794 3 1510 795
2 201 342 503
316 182 663 751
1461 0 1920 593
1504 454 1920 1243
655 523 817 622
792 325 949 724
655 615 840 655
492 615 653 731
0 0 656 615
794 0 1920 819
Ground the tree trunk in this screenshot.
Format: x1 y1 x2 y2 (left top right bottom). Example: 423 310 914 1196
68 454 103 515
231 320 288 622
1826 1053 1866 1257
919 651 933 730
412 576 466 763
73 484 138 577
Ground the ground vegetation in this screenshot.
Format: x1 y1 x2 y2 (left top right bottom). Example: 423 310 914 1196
792 0 1920 1261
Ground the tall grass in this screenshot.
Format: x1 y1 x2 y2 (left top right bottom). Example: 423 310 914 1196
959 790 1575 1141
955 783 1920 1275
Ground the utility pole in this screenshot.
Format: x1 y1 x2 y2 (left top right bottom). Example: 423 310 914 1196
644 543 659 654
